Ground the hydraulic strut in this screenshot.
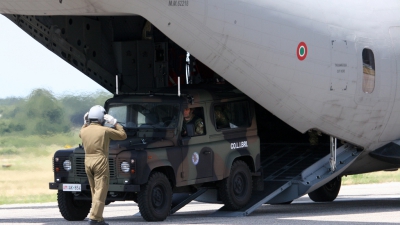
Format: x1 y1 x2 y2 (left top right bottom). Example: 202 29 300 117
330 136 337 172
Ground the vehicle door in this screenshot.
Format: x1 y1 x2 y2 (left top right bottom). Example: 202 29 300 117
181 103 214 181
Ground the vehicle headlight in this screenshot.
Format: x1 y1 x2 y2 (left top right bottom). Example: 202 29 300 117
63 160 72 171
120 161 130 173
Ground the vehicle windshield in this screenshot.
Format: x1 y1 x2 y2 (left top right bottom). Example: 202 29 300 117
107 103 180 129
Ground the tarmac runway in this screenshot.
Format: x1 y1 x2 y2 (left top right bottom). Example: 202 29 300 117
1 182 400 225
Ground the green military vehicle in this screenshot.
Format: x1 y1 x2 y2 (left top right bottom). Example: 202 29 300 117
50 85 262 221
50 84 359 221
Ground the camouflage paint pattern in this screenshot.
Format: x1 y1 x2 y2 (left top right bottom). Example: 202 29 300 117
50 85 261 199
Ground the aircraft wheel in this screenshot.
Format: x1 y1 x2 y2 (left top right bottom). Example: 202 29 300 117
308 176 342 202
138 172 172 221
57 190 91 221
271 200 293 205
219 160 252 210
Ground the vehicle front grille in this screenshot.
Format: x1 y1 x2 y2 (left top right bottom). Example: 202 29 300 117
75 157 86 177
109 158 116 177
75 156 116 178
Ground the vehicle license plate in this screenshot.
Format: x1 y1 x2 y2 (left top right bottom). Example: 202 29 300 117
63 184 81 192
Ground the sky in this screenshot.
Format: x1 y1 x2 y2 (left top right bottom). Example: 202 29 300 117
0 15 108 99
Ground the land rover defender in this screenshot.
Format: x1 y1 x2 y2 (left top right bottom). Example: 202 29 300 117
50 85 261 221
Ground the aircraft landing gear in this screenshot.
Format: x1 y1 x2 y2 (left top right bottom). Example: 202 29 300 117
308 176 342 202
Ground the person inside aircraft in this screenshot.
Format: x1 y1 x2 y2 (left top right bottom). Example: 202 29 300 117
181 107 204 136
308 129 321 145
215 74 227 85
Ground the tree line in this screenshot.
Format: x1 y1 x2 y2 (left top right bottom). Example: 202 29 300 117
0 88 112 135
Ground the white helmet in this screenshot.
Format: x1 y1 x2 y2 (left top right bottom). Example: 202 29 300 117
88 105 106 124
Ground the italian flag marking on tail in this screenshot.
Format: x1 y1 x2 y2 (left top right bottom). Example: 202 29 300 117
297 42 308 61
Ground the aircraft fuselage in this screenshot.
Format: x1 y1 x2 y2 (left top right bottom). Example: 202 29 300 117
1 0 400 174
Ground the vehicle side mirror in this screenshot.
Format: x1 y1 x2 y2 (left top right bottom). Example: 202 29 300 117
186 123 195 137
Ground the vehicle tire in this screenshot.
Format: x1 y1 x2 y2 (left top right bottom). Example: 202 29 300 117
138 172 172 221
308 176 342 202
219 160 252 210
57 190 91 221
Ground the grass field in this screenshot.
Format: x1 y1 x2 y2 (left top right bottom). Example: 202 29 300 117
342 170 400 185
0 133 81 205
1 134 400 205
1 149 59 204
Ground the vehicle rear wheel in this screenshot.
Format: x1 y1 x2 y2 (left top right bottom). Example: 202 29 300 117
219 160 252 210
57 190 91 221
138 172 172 221
308 176 342 202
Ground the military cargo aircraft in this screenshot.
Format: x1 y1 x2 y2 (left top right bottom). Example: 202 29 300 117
2 0 400 219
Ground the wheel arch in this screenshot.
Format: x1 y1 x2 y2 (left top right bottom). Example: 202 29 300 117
224 152 255 177
236 155 256 173
149 165 176 188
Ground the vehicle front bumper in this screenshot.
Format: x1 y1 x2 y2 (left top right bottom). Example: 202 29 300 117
49 182 140 192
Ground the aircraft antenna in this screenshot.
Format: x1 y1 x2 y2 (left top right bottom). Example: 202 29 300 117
116 75 119 95
178 76 181 96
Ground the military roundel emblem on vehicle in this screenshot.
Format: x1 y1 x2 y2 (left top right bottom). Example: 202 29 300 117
192 152 199 165
297 42 308 61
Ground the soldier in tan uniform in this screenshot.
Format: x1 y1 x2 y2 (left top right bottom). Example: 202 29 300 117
181 107 204 136
80 105 127 225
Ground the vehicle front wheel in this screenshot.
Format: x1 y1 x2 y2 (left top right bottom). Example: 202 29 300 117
308 176 342 202
138 172 172 221
57 190 91 221
219 160 252 210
